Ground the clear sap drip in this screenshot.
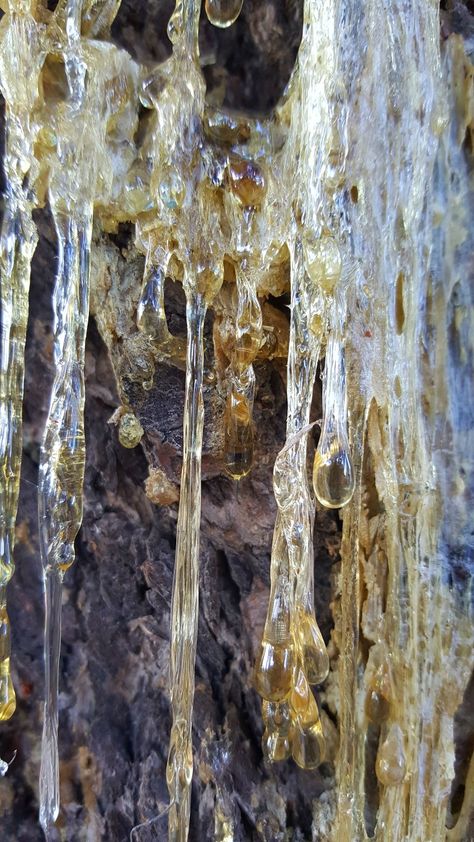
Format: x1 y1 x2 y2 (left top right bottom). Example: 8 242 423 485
313 432 355 509
297 609 329 685
313 332 355 509
254 639 295 703
376 725 406 787
205 0 244 30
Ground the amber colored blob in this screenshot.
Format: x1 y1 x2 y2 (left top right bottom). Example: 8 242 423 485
297 610 330 685
227 157 266 207
262 729 291 763
254 640 295 702
205 0 244 28
366 688 390 724
376 725 406 786
291 718 326 770
224 388 253 479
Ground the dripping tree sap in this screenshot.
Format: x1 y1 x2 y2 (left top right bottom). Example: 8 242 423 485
0 1 472 842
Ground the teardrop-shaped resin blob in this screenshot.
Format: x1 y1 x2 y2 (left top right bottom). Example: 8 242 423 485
303 230 342 293
262 729 291 763
289 665 312 720
313 431 355 508
262 699 292 736
205 0 244 29
297 610 330 685
224 384 253 480
365 688 390 724
376 724 406 786
291 718 326 770
254 640 295 702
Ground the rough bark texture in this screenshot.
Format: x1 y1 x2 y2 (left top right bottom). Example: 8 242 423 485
0 2 473 842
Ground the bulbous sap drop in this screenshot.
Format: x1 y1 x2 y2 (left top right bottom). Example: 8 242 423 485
262 699 291 735
205 0 244 29
297 610 329 685
223 387 253 480
227 156 266 208
313 430 355 508
254 640 295 702
291 716 326 770
365 688 390 723
376 724 406 786
290 666 313 719
262 729 291 763
289 665 327 771
303 231 342 293
262 700 292 762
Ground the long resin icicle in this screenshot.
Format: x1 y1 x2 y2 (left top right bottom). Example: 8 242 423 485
38 2 93 834
224 260 262 479
256 237 328 766
166 283 206 842
38 205 93 837
165 2 211 838
0 0 43 722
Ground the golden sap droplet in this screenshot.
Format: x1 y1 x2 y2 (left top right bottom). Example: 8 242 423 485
291 718 326 770
205 0 244 29
313 435 355 508
303 231 342 293
376 725 406 786
254 640 295 702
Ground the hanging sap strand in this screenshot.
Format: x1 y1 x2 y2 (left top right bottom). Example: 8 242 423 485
313 327 355 509
136 241 186 367
255 237 328 769
0 0 44 723
166 255 223 842
222 154 266 479
223 260 262 480
37 2 136 832
38 7 91 833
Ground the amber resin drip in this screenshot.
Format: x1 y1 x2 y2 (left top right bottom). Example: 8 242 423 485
33 2 137 835
313 328 354 509
255 237 328 767
0 0 43 723
166 285 207 842
38 204 92 835
223 259 262 480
